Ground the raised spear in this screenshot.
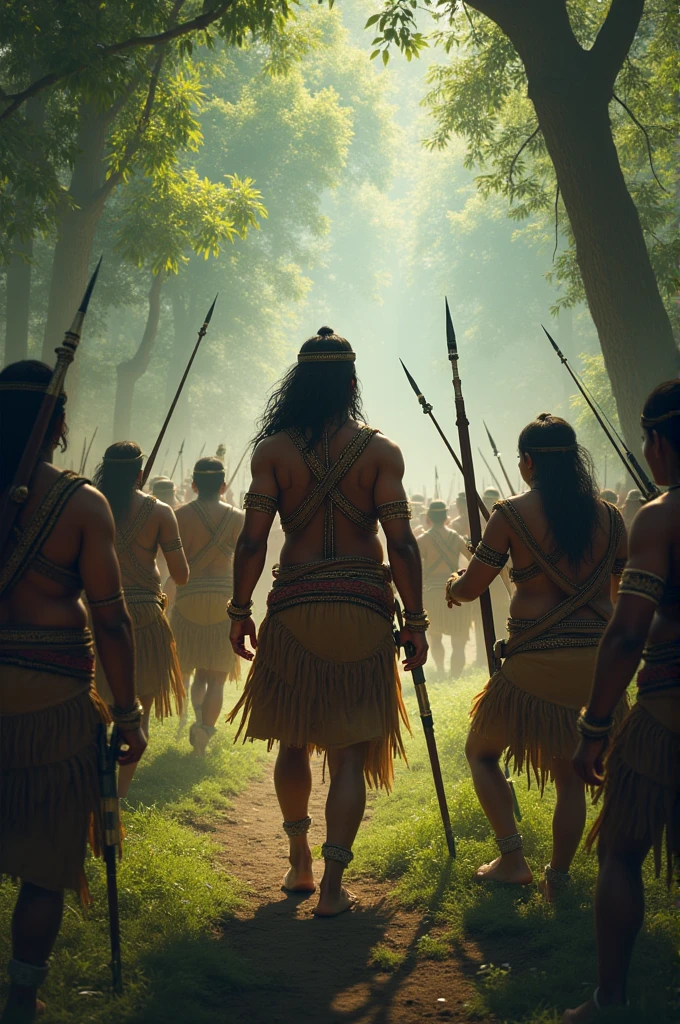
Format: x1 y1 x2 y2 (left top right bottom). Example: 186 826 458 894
394 602 455 857
477 447 505 498
141 295 218 486
82 426 98 476
446 299 521 820
170 440 184 482
226 448 248 492
541 326 658 500
78 436 87 476
0 257 102 554
484 421 514 496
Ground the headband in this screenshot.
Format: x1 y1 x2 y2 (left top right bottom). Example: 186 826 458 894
641 409 680 427
193 469 225 475
104 453 144 464
297 351 356 363
0 381 66 398
524 444 578 453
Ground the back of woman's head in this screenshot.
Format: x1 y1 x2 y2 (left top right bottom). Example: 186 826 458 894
193 456 225 500
0 360 68 491
641 380 680 454
252 327 365 448
518 413 600 568
92 441 143 523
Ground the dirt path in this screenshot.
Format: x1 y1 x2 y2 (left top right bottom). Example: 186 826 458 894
212 758 493 1024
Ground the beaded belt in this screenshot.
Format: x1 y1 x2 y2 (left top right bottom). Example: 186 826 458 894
637 641 680 696
267 558 394 622
0 626 95 680
499 617 607 656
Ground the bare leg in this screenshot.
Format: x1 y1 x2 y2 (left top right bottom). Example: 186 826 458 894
465 724 532 884
191 673 207 725
562 834 649 1022
449 627 466 678
428 631 444 677
118 694 153 798
274 745 315 893
540 757 586 899
1 882 63 1023
315 742 368 917
177 673 192 731
198 670 226 729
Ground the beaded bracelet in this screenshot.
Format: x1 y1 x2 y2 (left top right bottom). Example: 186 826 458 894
111 697 143 728
404 609 430 633
227 599 254 622
576 708 613 741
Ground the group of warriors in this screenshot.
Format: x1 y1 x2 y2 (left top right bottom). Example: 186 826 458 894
1 328 678 1024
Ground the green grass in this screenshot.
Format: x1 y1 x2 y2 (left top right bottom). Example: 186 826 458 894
351 670 680 1023
0 717 269 1023
368 944 406 971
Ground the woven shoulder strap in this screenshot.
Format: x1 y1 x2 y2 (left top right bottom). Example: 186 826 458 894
0 471 87 600
116 495 160 591
189 501 238 572
427 527 463 576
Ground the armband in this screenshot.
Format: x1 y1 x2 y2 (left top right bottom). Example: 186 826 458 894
474 541 509 569
89 590 124 609
377 500 411 524
161 537 183 553
611 557 627 577
243 492 278 516
618 567 665 605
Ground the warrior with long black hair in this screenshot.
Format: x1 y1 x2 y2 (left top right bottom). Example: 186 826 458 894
227 327 426 917
0 361 146 1023
172 457 245 755
564 381 680 1022
92 441 189 795
447 413 628 896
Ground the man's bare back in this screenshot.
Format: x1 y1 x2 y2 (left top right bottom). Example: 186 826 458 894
175 497 243 579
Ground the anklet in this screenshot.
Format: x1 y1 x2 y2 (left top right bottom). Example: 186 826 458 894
544 863 570 888
8 959 49 988
321 842 354 865
496 832 523 855
283 815 312 837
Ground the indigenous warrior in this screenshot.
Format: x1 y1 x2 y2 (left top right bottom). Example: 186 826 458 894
227 327 426 917
417 500 469 678
93 442 188 793
172 457 245 755
447 414 628 894
446 492 477 670
621 487 643 530
565 381 680 1022
0 362 146 1024
151 477 179 508
482 487 511 642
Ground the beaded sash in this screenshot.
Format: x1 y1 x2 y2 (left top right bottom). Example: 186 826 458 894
637 641 680 696
267 557 394 622
0 626 95 680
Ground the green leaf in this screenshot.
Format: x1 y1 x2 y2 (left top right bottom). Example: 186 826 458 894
382 49 389 66
365 13 380 27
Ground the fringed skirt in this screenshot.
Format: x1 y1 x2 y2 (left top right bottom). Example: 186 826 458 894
587 644 680 885
171 577 239 679
96 587 184 719
425 580 471 638
470 640 629 792
227 565 410 790
0 628 109 900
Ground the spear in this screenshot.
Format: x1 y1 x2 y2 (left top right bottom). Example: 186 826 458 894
170 440 184 481
82 426 98 476
141 295 218 486
484 421 514 496
446 299 521 820
434 466 441 499
159 447 170 476
541 326 658 500
226 448 248 492
78 436 87 476
477 447 505 499
0 257 102 554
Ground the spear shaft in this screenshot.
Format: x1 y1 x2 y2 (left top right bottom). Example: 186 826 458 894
477 447 505 498
541 326 657 500
82 426 98 476
226 449 248 493
141 296 218 486
170 440 184 481
484 422 514 496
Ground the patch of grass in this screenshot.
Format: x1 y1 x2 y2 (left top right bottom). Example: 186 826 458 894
369 944 406 971
416 934 451 960
0 717 269 1023
354 672 680 1023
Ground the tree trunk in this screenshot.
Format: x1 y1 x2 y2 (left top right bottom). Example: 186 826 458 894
112 272 165 441
41 104 109 371
472 0 679 448
4 243 33 364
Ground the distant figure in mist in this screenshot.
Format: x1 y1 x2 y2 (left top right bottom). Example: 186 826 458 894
93 441 189 795
0 362 146 1024
152 476 179 508
565 381 680 1022
447 413 628 898
622 487 644 529
417 500 469 680
226 326 426 917
172 457 244 755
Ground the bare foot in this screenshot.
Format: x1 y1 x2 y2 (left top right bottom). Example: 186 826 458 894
313 886 358 917
282 863 316 893
475 855 533 885
0 997 45 1023
562 1000 598 1023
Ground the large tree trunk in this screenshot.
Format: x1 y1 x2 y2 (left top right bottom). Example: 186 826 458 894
112 272 165 442
41 104 109 369
471 0 679 447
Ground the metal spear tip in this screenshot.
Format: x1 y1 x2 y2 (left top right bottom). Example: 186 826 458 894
484 421 498 453
78 255 103 314
541 324 563 357
399 358 421 396
445 297 457 358
204 294 219 326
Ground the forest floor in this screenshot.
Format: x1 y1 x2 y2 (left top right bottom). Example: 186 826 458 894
1 670 678 1024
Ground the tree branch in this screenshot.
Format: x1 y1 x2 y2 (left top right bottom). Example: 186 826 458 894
508 124 541 184
0 1 230 124
613 92 669 193
590 0 645 87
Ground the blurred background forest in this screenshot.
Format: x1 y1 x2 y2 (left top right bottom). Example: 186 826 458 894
0 0 677 499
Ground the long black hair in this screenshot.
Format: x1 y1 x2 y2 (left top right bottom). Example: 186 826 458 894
0 360 68 491
641 379 680 454
518 413 600 569
92 441 143 524
252 327 366 448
